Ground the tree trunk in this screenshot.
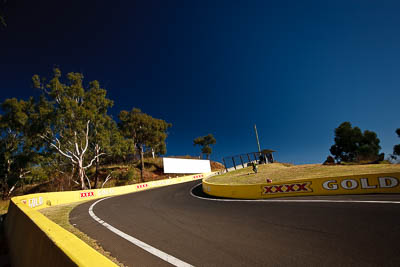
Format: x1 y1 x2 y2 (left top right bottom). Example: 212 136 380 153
140 145 144 182
20 170 24 193
94 144 100 189
3 159 11 198
94 156 99 189
69 165 75 190
79 160 87 189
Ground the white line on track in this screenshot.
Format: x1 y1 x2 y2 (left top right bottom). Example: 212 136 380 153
190 183 400 204
89 197 193 267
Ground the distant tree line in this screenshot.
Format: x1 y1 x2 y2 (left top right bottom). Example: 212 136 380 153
329 122 399 164
193 134 216 159
393 128 400 159
0 0 7 28
0 68 171 197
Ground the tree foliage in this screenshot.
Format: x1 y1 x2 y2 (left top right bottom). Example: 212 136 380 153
393 128 400 158
0 68 174 196
193 134 216 159
32 68 115 189
0 15 5 27
0 98 50 197
0 0 6 28
330 122 381 163
118 108 171 181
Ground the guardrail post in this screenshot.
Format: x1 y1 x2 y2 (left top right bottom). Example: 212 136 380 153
232 157 237 170
222 158 228 173
240 155 245 168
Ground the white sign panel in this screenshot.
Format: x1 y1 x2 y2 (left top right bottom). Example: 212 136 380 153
163 157 211 174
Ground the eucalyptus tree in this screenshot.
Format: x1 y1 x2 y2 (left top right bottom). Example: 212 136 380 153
330 122 381 163
0 15 5 27
32 68 114 189
193 134 216 159
118 108 171 182
0 0 6 28
394 128 400 159
0 97 48 197
84 80 115 188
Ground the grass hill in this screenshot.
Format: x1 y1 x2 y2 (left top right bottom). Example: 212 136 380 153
207 162 400 185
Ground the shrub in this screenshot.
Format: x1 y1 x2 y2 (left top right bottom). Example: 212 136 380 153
323 156 335 165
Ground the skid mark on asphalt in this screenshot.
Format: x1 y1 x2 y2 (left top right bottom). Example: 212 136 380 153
89 197 193 267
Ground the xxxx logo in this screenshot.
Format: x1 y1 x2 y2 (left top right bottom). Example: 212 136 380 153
263 182 312 194
137 184 148 189
80 191 95 198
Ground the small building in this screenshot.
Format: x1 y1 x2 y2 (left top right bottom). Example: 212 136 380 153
260 149 275 163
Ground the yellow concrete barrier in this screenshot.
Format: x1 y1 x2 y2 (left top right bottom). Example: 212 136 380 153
202 172 400 199
5 172 215 267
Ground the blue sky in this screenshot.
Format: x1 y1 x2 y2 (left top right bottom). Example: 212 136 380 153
1 0 399 164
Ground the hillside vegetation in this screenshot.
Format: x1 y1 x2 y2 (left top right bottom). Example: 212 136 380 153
11 157 223 195
207 163 400 185
0 157 224 214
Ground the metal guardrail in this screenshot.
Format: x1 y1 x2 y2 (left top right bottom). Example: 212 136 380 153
222 152 274 172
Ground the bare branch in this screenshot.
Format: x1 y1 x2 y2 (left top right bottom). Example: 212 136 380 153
41 87 51 95
19 170 31 179
39 133 79 164
62 147 80 161
84 152 105 169
48 142 77 164
81 120 90 155
54 135 62 149
101 173 113 188
72 131 80 155
68 141 76 149
8 183 17 196
84 173 92 189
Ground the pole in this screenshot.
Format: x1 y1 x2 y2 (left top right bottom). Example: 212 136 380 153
222 158 228 173
254 124 261 153
239 155 245 168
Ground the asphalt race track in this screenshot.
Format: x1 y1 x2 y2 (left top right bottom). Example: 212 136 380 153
70 180 400 266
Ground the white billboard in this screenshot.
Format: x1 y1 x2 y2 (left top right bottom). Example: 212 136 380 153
163 157 211 174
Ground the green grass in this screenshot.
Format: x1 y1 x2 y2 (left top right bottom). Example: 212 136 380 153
40 202 125 267
207 163 400 185
0 200 9 215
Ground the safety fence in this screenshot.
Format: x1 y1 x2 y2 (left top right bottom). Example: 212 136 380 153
5 172 216 267
222 152 274 171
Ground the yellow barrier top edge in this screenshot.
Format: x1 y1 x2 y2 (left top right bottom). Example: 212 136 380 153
203 171 400 186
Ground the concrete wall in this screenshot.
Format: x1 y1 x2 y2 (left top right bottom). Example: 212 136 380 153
203 172 400 199
5 172 215 267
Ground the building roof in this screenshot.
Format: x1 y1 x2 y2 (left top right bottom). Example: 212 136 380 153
261 149 276 154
